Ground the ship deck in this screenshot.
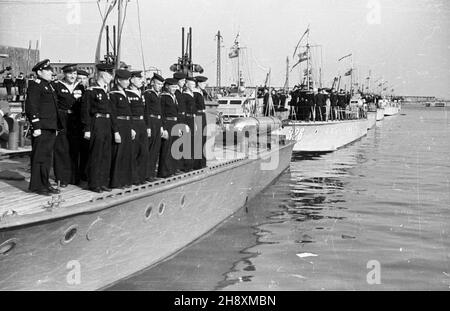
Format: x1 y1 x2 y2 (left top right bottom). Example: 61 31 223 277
0 145 250 219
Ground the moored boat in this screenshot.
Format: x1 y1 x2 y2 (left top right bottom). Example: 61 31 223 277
367 110 376 129
0 136 294 290
280 118 368 152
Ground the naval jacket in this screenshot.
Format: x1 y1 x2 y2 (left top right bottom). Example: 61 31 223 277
80 83 115 133
160 92 178 127
181 91 196 115
126 89 148 126
193 89 206 114
25 78 59 130
52 80 84 126
109 88 132 133
143 89 162 117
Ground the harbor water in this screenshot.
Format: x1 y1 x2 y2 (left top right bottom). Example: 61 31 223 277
108 106 450 290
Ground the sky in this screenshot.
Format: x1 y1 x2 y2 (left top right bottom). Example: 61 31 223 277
0 0 449 98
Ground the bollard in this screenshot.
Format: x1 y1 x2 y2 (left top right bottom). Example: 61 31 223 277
8 118 19 150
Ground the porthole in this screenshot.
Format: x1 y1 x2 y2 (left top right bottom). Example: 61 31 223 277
0 239 17 256
61 225 78 245
144 204 153 221
158 201 166 215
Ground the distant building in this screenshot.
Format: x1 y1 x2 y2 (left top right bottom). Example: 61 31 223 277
0 45 39 78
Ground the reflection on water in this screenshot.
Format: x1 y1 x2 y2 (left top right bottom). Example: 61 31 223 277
109 107 450 291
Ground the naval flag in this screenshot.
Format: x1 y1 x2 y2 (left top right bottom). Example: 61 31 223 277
344 68 353 76
229 45 239 58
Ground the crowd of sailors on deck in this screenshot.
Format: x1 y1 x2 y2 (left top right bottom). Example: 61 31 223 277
286 85 371 121
24 59 209 196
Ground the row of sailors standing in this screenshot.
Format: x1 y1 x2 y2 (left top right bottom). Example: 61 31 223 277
25 59 209 196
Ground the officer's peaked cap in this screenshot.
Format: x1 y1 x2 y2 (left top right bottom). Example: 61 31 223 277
32 59 53 72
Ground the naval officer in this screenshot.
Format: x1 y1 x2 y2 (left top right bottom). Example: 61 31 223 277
25 59 61 195
81 63 115 193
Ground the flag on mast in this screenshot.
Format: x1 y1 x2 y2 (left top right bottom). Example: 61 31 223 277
338 53 352 62
344 68 353 76
292 25 310 58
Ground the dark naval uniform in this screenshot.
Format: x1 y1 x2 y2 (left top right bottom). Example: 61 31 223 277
25 77 60 193
81 83 114 190
16 75 27 96
126 88 149 184
193 90 207 169
175 88 187 171
182 91 196 172
109 87 133 188
52 80 84 185
143 89 162 178
158 91 179 178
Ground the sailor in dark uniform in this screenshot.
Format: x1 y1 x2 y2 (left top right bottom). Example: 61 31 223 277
181 76 197 172
3 73 14 97
109 69 134 188
52 63 84 186
330 88 338 120
143 73 164 179
80 63 115 193
337 89 347 120
157 78 180 178
126 70 149 185
16 72 27 96
75 69 90 181
173 72 188 172
194 76 208 169
25 59 60 195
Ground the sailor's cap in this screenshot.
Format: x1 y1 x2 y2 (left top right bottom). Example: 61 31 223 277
115 69 132 80
96 62 114 73
61 63 77 73
131 70 143 78
173 72 187 80
185 76 196 82
164 78 178 86
76 69 89 77
195 75 208 83
152 73 165 83
32 59 53 72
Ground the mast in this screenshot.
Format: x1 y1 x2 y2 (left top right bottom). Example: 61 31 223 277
284 56 289 92
215 30 222 88
115 0 123 69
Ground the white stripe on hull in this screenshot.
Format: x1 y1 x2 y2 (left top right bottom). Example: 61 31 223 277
280 119 369 152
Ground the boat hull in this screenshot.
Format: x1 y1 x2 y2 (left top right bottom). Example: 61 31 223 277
376 108 385 121
384 106 399 116
367 111 376 129
280 119 369 152
0 143 294 290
